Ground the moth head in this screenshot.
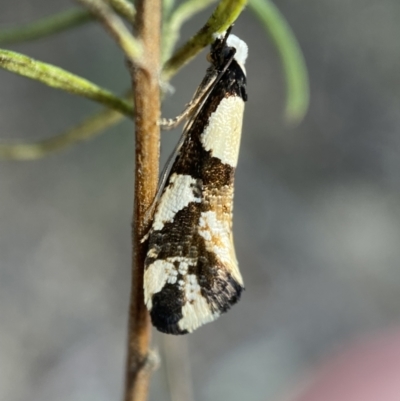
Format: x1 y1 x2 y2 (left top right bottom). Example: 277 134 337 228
208 27 248 73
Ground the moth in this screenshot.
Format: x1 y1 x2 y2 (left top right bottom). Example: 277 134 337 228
143 28 248 335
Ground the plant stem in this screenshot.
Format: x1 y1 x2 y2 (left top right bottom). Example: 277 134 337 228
124 0 161 400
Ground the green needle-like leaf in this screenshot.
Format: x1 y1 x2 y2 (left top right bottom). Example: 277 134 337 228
108 0 136 23
162 0 248 80
0 49 133 117
249 0 309 123
0 104 128 160
75 0 142 63
0 9 93 46
162 0 218 63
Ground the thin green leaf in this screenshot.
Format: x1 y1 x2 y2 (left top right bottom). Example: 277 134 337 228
163 0 176 20
75 0 142 63
249 0 309 123
0 9 93 46
108 0 136 23
162 0 248 80
0 103 128 160
0 49 133 116
162 0 218 63
0 3 136 46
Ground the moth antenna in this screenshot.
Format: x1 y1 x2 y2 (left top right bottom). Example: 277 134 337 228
221 25 234 47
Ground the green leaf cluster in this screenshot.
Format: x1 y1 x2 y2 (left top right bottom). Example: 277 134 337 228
0 0 309 160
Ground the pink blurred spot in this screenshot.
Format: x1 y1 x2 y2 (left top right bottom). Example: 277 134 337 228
287 327 400 401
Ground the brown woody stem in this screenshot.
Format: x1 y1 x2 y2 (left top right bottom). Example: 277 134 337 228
123 0 161 401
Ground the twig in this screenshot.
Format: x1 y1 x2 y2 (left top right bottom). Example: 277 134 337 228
75 0 142 63
124 0 161 400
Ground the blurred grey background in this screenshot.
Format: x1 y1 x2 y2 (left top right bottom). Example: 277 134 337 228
1 1 400 400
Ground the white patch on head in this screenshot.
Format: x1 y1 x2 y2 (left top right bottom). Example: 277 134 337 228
198 210 243 285
152 173 201 231
144 260 177 309
201 96 244 167
226 34 248 72
177 274 220 332
212 32 248 73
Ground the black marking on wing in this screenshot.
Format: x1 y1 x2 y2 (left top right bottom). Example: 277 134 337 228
150 283 188 335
